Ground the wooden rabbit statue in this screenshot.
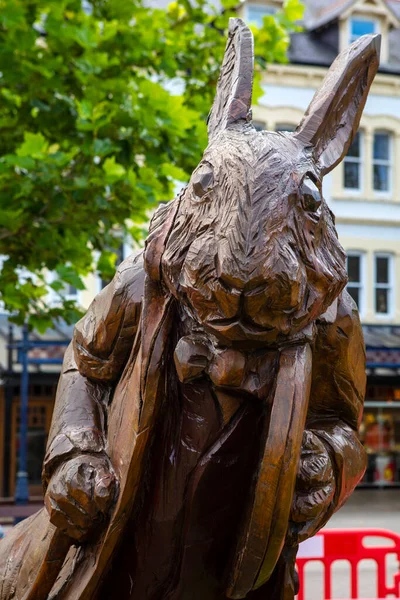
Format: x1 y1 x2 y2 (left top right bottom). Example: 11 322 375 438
0 18 380 600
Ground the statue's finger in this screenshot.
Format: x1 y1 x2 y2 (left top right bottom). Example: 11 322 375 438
93 470 117 514
52 492 92 532
67 463 97 512
301 431 328 460
45 496 88 541
291 483 335 523
297 451 333 488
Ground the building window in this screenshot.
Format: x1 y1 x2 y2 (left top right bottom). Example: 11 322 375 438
66 284 78 298
275 124 296 133
374 253 393 316
349 18 377 44
245 4 276 28
344 131 362 191
373 132 391 193
346 252 364 313
253 121 266 131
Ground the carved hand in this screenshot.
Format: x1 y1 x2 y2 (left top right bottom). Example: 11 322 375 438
44 453 117 542
289 430 335 543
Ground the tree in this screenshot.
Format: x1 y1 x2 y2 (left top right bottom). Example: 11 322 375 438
0 0 303 331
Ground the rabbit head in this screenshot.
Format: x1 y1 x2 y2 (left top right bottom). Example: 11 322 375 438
158 19 380 346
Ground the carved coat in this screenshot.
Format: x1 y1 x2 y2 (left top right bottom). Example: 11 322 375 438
0 201 366 600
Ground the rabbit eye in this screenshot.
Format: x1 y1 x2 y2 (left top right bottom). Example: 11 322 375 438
192 163 214 200
301 176 322 213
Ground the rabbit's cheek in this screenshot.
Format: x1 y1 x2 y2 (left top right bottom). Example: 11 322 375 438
251 279 303 314
291 286 324 328
241 269 305 330
211 283 241 320
180 285 216 322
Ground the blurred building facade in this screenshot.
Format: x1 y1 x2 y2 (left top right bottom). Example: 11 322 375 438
1 0 400 499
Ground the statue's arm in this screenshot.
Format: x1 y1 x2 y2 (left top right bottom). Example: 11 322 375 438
42 251 145 488
310 290 367 504
291 290 367 541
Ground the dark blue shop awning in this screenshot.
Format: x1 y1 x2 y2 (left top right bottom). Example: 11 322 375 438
363 325 400 370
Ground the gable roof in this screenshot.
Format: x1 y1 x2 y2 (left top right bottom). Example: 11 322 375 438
387 1 400 19
304 0 355 30
288 23 339 65
286 0 400 73
305 0 400 30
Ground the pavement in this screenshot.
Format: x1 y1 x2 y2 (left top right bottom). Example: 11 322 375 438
299 488 400 599
0 489 399 598
329 488 400 533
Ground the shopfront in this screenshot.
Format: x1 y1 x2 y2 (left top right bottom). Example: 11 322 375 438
360 326 400 487
0 318 71 499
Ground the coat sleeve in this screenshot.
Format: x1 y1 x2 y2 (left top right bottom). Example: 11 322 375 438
306 289 367 516
42 251 145 487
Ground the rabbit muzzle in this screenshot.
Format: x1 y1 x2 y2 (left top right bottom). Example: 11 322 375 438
179 274 323 347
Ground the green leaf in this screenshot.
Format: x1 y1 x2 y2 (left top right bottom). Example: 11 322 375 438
3 154 35 169
284 0 305 22
20 281 47 299
93 138 116 157
55 265 85 290
97 250 117 279
1 87 22 107
77 99 93 120
103 156 126 181
50 280 64 292
29 315 54 334
0 208 24 231
16 132 49 159
160 163 188 181
0 0 26 28
48 143 60 154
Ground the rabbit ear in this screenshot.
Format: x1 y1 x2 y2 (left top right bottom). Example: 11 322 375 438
207 18 254 140
294 34 381 175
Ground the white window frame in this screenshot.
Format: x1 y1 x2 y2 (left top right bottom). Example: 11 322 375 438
372 130 393 197
343 131 364 194
244 3 276 28
374 252 394 318
65 284 80 303
348 16 379 45
346 251 366 318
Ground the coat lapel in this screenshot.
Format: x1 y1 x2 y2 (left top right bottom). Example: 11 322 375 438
48 280 174 600
46 199 181 599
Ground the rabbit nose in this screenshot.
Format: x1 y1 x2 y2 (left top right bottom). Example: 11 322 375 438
243 258 304 323
216 254 267 292
244 278 303 318
216 248 304 313
219 270 247 291
216 254 249 291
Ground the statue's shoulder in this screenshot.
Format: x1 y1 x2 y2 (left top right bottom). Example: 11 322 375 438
114 249 146 307
335 289 363 340
317 289 362 340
